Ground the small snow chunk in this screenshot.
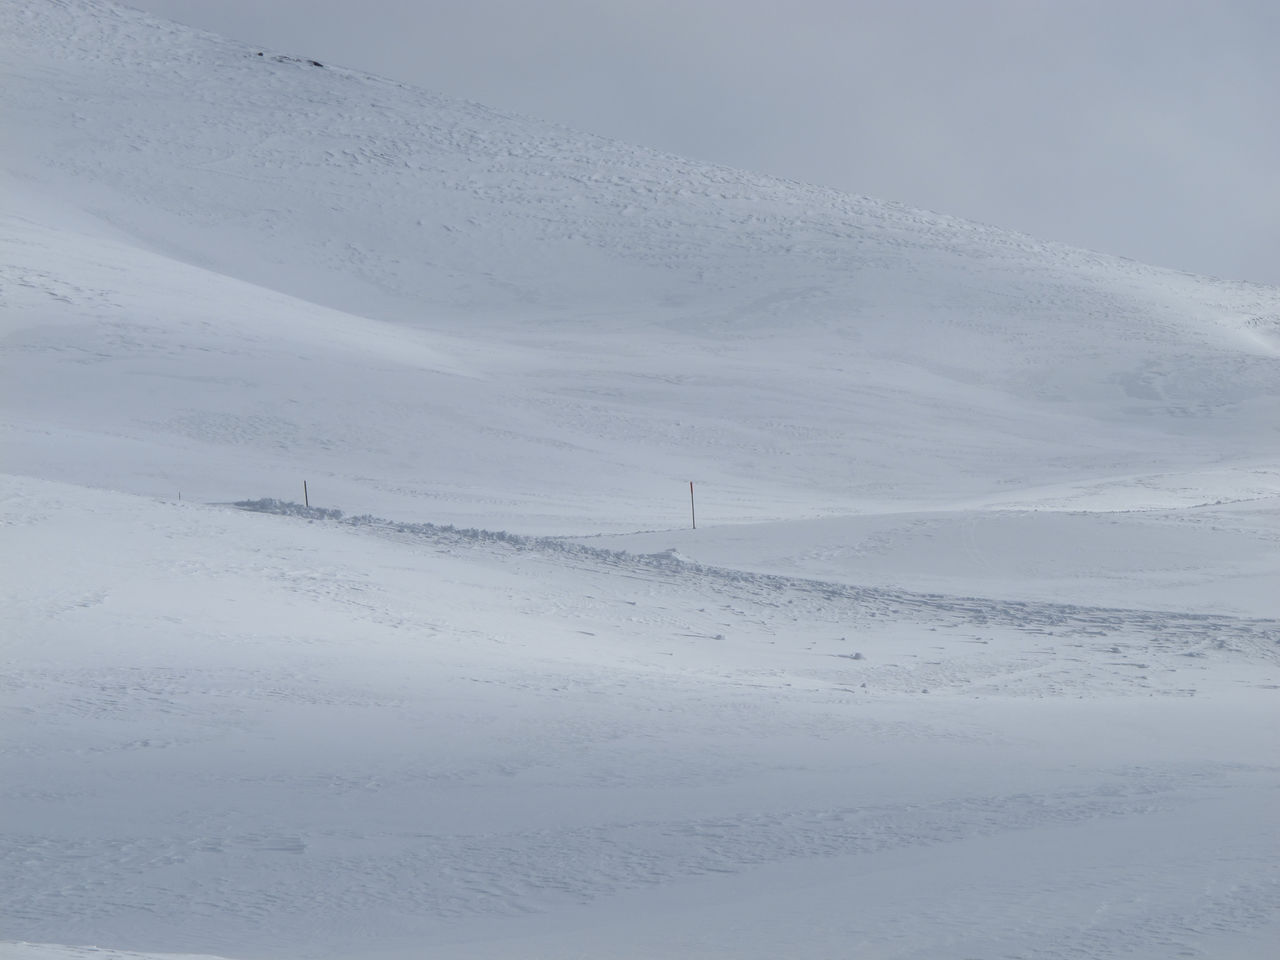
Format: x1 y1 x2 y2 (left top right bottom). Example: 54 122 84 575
650 547 694 563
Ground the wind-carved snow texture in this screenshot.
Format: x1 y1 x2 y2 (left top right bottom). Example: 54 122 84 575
3 2 1280 959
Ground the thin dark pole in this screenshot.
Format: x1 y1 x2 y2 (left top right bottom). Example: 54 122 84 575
304 480 309 507
690 481 696 530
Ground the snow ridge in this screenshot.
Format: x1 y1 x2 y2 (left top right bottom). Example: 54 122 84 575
235 497 1280 669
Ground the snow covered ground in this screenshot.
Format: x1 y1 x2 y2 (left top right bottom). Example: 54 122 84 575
3 2 1279 958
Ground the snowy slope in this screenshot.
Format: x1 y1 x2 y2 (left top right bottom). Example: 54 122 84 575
5 0 1280 529
4 476 1278 960
3 3 1280 959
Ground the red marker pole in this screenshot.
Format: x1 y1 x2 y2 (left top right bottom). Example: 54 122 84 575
689 481 696 530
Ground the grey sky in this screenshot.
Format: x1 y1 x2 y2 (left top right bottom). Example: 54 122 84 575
130 0 1279 285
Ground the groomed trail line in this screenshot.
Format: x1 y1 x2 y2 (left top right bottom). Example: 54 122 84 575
233 499 1279 662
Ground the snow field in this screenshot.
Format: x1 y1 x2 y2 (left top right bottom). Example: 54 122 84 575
3 477 1278 958
3 1 1280 957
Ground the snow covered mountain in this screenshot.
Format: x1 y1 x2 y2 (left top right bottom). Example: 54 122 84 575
2 3 1278 959
6 0 1280 530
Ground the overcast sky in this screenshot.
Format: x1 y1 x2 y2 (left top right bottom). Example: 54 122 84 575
131 0 1279 285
